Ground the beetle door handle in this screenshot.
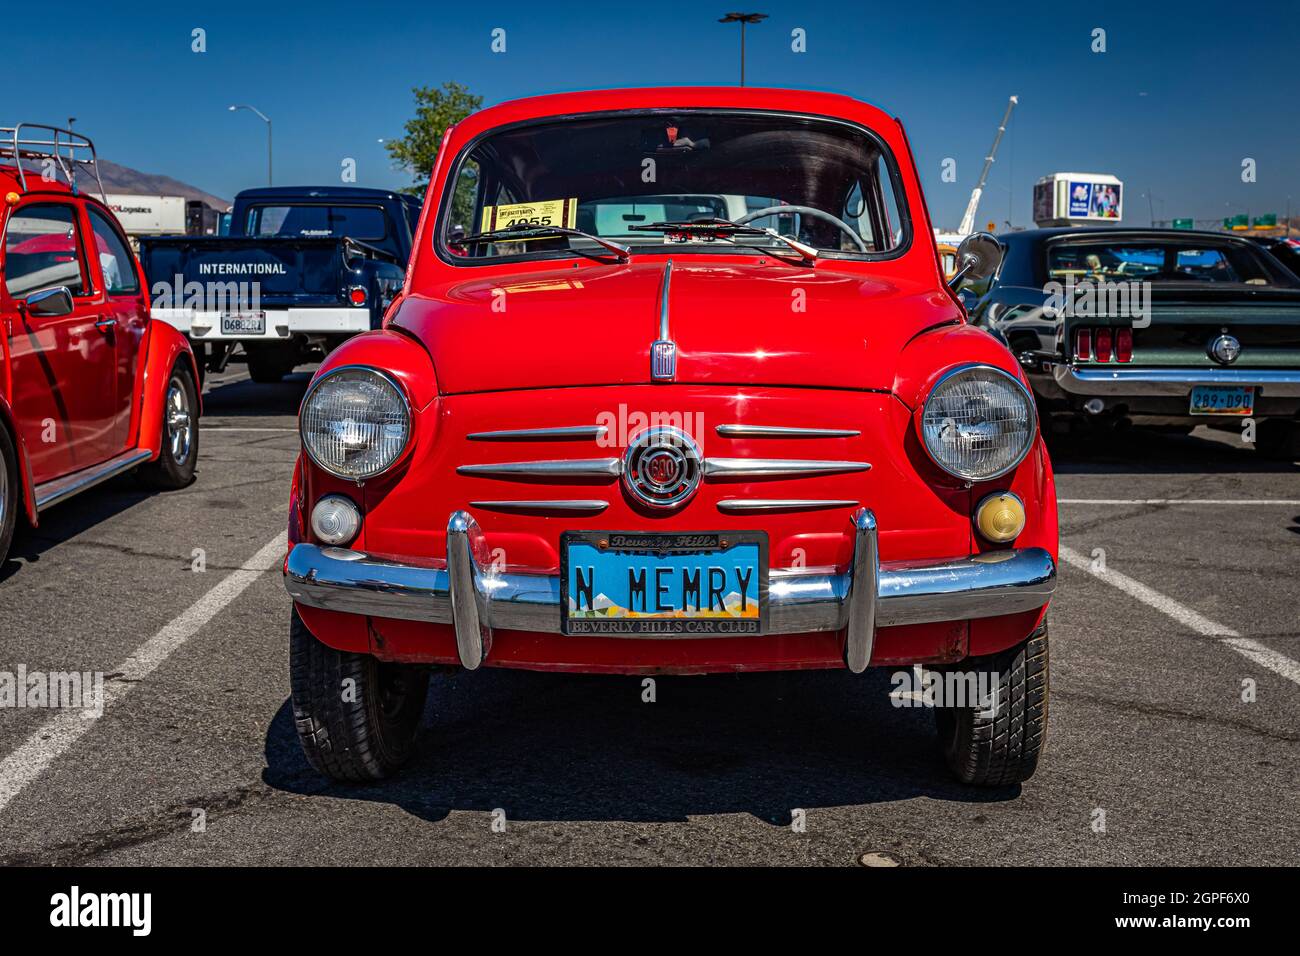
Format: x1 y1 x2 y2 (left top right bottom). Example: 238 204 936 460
94 316 116 332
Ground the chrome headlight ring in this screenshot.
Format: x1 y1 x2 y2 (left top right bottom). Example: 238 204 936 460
299 365 413 481
917 363 1037 482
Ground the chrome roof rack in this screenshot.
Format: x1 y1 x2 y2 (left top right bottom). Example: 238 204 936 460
0 123 108 202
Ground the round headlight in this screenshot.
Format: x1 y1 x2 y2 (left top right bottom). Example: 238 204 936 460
919 365 1036 481
300 367 411 479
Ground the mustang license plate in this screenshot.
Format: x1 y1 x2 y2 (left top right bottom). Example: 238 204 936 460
561 531 768 636
220 311 266 335
1189 384 1254 416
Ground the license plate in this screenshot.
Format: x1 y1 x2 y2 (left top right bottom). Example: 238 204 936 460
1189 384 1254 415
220 311 266 335
561 531 767 636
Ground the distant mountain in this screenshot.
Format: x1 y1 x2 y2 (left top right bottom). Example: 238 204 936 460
93 159 230 210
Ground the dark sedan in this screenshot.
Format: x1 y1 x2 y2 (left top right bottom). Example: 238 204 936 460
967 227 1300 459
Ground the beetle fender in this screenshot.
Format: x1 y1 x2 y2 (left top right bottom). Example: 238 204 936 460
892 324 1032 411
137 322 201 458
0 393 38 525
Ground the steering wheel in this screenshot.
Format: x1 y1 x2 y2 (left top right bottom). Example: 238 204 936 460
735 205 869 253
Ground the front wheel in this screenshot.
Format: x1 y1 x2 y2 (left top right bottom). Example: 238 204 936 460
246 346 295 384
137 364 198 490
935 621 1049 786
289 609 429 782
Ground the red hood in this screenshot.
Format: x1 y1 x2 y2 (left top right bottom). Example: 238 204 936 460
393 258 959 394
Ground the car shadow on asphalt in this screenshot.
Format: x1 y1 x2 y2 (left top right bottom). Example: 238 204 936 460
1047 426 1299 474
0 476 158 585
261 667 1021 824
200 369 312 418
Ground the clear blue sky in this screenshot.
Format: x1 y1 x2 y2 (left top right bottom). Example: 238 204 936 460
11 0 1298 229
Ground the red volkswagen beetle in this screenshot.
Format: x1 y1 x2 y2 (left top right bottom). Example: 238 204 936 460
1 125 200 568
283 89 1058 786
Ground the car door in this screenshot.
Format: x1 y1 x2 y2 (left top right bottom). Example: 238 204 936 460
3 199 118 481
85 205 148 454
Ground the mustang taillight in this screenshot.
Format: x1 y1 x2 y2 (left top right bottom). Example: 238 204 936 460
1075 328 1091 361
1115 327 1133 362
1094 328 1113 363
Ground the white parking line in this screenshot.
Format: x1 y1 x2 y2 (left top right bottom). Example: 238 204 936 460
0 531 287 816
1058 545 1300 687
1060 499 1300 505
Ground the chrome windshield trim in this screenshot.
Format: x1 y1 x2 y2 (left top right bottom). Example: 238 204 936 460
467 426 608 441
702 458 871 478
717 498 859 513
716 424 861 438
457 459 623 478
470 499 610 513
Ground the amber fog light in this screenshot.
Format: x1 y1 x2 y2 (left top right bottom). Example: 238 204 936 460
975 492 1025 544
311 495 361 545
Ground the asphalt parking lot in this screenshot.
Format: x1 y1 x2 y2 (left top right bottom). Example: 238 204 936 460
0 363 1296 866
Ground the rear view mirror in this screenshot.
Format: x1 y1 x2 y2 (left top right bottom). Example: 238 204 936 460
25 286 75 317
949 233 1003 291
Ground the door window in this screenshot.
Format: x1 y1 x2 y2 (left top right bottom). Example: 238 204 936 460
3 203 89 298
87 207 140 294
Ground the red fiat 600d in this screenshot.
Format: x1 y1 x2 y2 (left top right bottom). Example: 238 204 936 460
283 89 1058 786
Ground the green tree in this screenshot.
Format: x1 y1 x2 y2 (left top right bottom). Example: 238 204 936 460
385 82 482 226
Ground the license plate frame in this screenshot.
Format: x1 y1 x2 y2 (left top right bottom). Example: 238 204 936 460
560 530 768 636
1189 384 1254 416
220 311 266 335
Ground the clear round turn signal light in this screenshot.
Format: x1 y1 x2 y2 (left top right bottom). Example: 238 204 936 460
311 494 361 546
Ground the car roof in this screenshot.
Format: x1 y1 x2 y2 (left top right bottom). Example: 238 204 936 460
0 163 77 197
999 226 1251 245
235 185 411 202
450 86 898 141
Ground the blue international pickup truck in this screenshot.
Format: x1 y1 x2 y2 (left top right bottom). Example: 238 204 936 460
137 186 422 382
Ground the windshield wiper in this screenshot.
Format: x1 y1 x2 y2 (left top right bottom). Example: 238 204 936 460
628 219 818 263
448 225 631 262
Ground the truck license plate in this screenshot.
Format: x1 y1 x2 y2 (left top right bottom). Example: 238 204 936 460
561 531 767 636
220 311 266 335
1189 384 1254 416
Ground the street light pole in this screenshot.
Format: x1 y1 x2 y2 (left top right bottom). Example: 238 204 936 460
229 104 272 186
719 12 767 86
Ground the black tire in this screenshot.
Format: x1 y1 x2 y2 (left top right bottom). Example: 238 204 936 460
0 425 18 568
136 363 199 490
1255 419 1300 462
246 348 294 384
935 621 1049 786
289 608 429 782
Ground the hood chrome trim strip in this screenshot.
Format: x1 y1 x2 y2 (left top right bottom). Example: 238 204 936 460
715 424 861 438
651 259 676 381
457 459 623 479
468 426 607 442
703 458 871 478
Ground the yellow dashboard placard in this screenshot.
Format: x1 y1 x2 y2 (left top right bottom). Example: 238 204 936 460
480 198 577 239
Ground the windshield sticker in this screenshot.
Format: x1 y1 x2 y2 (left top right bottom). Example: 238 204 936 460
480 198 577 238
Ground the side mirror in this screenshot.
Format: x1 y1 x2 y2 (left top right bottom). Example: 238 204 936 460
24 286 75 317
948 232 1003 291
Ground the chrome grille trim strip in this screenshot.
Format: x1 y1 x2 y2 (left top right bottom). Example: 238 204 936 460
467 426 607 442
457 459 623 478
717 498 860 513
702 458 871 478
470 499 610 513
715 424 860 438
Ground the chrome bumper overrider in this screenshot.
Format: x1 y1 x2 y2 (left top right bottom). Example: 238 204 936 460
1053 365 1300 397
284 509 1057 673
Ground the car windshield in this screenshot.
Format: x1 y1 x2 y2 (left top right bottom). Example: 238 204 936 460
440 111 908 260
248 204 387 240
1046 239 1289 285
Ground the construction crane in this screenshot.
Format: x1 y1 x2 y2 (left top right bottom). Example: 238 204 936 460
957 95 1018 237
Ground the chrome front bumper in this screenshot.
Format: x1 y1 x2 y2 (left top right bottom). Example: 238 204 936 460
1054 365 1300 397
284 509 1056 673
